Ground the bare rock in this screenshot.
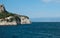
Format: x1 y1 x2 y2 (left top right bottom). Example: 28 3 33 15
0 4 6 13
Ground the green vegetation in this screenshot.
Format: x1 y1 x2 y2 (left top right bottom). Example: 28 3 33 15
0 11 14 19
0 11 29 19
6 18 15 22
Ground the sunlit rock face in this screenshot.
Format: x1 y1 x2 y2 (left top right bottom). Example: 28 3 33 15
20 16 31 24
0 16 17 25
0 4 6 13
0 4 31 25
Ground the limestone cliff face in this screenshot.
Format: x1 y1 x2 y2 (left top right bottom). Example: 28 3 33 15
0 4 31 25
0 4 6 13
19 16 31 24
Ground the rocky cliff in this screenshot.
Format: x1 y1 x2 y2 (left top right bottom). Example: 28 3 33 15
0 4 31 25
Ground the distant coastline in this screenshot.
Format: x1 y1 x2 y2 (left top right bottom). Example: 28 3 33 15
31 18 60 22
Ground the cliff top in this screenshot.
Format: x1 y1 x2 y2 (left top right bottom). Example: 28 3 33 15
0 4 6 13
0 4 29 19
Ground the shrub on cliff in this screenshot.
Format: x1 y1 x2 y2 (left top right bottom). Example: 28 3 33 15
0 11 14 19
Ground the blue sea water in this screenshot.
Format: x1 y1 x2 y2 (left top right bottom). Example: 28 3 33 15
0 22 60 38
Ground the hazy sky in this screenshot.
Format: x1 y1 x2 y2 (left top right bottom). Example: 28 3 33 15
0 0 60 18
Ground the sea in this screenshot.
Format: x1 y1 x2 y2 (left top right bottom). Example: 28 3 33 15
0 22 60 38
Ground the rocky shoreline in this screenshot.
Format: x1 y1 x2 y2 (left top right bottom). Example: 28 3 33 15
0 4 31 25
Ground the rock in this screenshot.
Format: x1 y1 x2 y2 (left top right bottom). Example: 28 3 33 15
20 16 31 24
0 4 31 25
0 4 6 13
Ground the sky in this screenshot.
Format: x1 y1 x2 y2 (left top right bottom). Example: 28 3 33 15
0 0 60 18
